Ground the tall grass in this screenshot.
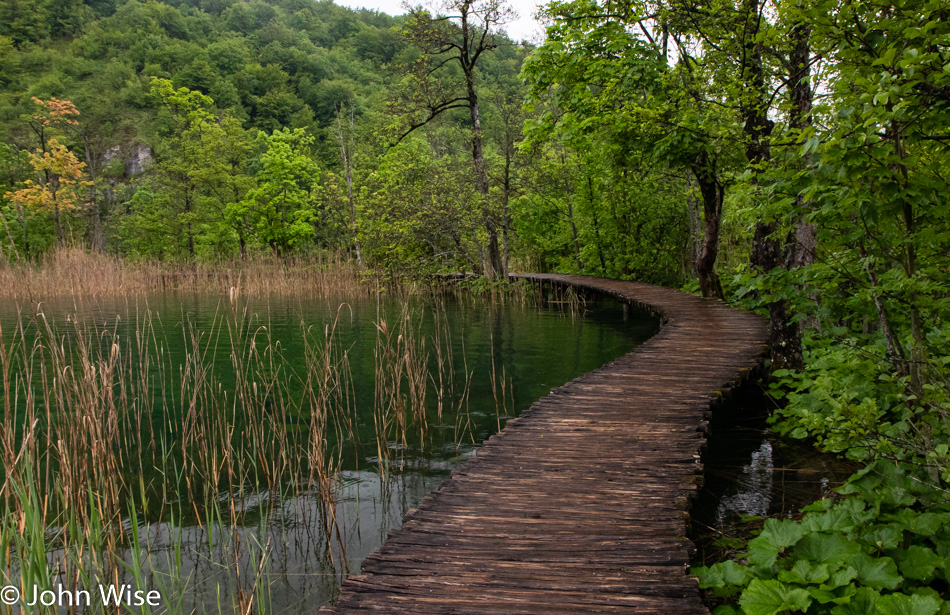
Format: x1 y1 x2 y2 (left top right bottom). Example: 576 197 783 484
433 275 588 319
369 302 476 478
0 293 491 613
0 255 599 614
0 247 369 300
0 295 363 612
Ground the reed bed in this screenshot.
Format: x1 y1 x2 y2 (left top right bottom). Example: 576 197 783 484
0 254 597 614
0 247 369 300
431 276 588 319
370 302 476 478
0 290 501 613
0 297 360 613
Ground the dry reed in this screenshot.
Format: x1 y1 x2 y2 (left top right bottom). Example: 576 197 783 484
0 293 490 613
0 298 361 613
0 258 565 614
0 247 370 300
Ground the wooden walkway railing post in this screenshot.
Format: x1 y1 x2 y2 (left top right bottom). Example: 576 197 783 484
321 274 768 614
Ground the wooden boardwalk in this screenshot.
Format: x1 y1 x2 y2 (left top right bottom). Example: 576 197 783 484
321 274 768 614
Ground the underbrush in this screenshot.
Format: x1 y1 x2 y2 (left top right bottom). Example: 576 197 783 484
694 335 950 615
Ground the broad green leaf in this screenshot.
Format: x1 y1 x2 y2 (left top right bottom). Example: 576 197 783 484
809 583 856 605
779 560 830 585
851 553 902 590
749 519 807 567
739 579 813 615
831 587 880 615
695 560 750 595
905 513 950 537
804 507 859 534
895 546 942 581
762 519 808 549
792 533 861 564
821 566 859 591
876 593 941 615
862 524 904 551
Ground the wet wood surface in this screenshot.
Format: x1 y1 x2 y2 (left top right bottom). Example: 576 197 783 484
321 274 768 614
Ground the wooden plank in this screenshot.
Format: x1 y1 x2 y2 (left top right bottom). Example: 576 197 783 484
320 274 768 614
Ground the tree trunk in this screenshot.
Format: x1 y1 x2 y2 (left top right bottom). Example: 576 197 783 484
185 189 195 256
464 70 503 278
860 242 907 375
568 197 583 271
691 161 725 300
587 175 607 274
50 174 65 247
402 0 508 278
889 118 926 396
685 175 700 276
743 2 803 369
788 21 818 337
345 162 362 269
789 20 815 272
501 141 512 274
558 156 583 271
54 203 65 247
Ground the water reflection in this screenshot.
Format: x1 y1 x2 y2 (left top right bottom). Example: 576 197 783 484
691 385 860 567
716 442 773 524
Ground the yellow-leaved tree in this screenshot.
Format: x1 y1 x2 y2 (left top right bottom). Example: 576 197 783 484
5 98 91 248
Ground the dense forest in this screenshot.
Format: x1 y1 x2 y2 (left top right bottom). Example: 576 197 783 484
0 0 692 282
2 0 950 611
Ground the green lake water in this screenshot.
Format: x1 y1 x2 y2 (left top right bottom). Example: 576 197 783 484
0 287 658 613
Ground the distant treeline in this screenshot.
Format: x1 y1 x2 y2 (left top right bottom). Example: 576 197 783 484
0 0 691 287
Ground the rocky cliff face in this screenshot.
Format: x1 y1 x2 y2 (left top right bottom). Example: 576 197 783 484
103 143 152 177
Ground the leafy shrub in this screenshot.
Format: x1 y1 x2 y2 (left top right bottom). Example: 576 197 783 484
695 460 950 615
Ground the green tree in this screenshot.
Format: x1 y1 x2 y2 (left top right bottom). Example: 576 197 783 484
361 137 481 274
0 0 51 46
787 0 950 412
237 128 319 255
523 0 743 297
150 78 257 257
151 78 219 256
398 0 516 277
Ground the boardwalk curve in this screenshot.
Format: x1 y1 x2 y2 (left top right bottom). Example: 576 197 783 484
322 274 768 613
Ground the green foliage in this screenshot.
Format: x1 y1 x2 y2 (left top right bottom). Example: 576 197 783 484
695 461 950 614
742 0 950 482
239 128 318 255
764 334 950 476
117 184 174 257
359 137 481 275
522 0 745 294
513 139 691 282
0 0 540 270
